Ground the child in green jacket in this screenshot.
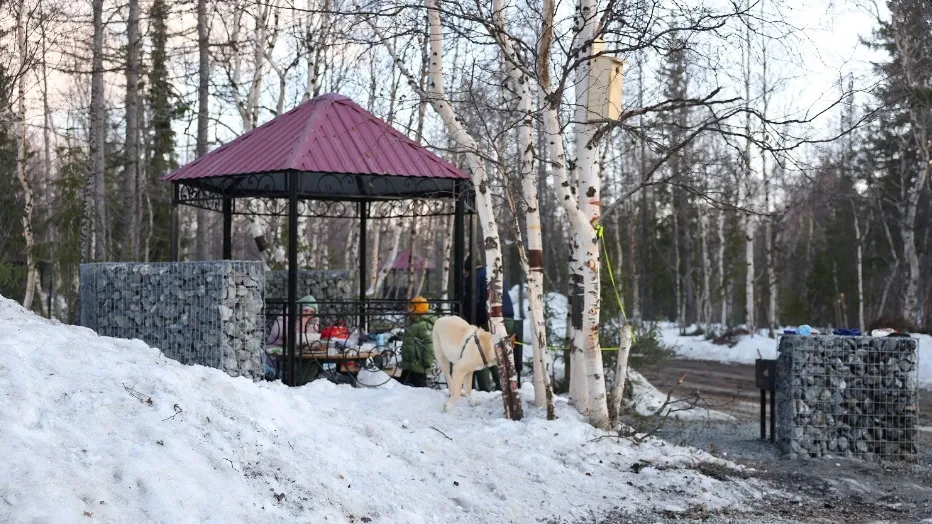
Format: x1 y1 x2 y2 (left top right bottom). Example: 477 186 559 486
398 296 436 388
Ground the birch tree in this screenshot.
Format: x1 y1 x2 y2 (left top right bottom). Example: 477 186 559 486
14 0 38 309
368 1 523 420
490 0 555 413
887 0 930 324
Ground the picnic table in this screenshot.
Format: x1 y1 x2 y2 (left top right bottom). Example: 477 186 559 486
267 337 401 383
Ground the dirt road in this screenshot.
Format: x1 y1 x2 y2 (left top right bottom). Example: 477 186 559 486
638 358 932 430
626 358 932 524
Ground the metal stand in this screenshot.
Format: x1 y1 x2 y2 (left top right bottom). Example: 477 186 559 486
756 358 776 442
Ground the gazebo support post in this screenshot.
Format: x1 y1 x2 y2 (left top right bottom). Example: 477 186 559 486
470 213 478 325
170 182 179 261
286 172 299 386
453 184 465 315
222 197 232 260
358 201 368 332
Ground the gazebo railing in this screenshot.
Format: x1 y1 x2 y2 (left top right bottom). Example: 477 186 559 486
263 298 462 388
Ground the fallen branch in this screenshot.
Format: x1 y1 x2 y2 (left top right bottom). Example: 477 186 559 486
122 383 153 406
429 426 453 441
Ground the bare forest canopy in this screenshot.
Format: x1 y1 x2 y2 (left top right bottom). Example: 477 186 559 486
1 0 930 333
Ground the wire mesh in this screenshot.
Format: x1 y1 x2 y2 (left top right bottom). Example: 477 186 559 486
776 335 919 461
80 261 265 378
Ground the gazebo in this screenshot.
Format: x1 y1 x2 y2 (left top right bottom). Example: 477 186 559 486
163 93 477 385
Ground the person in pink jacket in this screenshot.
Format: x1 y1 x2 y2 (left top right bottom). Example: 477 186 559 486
267 295 320 347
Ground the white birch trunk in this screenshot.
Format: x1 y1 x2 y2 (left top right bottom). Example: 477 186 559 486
608 323 632 428
889 4 930 325
370 2 522 419
370 223 402 297
368 222 382 294
15 6 37 310
573 0 609 428
492 0 553 412
427 1 521 418
536 0 603 418
699 208 712 331
854 210 865 332
440 215 454 301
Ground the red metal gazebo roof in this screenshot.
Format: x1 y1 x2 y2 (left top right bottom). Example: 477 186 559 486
382 250 436 271
164 93 469 184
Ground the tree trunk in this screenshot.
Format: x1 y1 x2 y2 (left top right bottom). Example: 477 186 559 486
15 5 37 310
608 323 632 428
717 207 727 327
699 207 712 331
492 0 554 414
195 0 210 260
90 0 106 261
406 214 419 298
628 211 641 324
573 0 610 429
367 222 382 294
854 209 865 333
890 2 931 325
418 0 520 419
370 223 401 297
440 215 454 301
124 0 141 261
534 0 607 421
39 5 52 318
742 16 754 333
673 197 683 331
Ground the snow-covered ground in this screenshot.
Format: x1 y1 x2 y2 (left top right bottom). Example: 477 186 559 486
0 296 763 523
660 323 932 390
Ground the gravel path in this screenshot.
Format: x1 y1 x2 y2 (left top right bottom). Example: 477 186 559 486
564 358 932 524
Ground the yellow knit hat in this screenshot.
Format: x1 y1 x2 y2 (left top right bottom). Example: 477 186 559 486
410 296 429 314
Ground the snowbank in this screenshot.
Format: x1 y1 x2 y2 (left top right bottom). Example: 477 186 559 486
0 297 761 523
660 324 932 389
508 285 568 342
628 370 735 422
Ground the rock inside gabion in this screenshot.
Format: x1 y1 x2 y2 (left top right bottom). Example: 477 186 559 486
264 270 353 302
80 261 266 379
775 335 918 462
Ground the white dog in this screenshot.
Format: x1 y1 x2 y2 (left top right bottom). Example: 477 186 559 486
432 315 498 412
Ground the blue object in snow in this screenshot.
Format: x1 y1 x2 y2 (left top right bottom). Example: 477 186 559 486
784 329 797 335
832 328 862 336
797 324 813 336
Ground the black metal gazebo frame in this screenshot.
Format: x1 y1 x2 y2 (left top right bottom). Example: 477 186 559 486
168 171 478 385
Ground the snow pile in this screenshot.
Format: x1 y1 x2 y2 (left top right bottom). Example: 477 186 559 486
508 285 568 342
628 370 735 422
661 324 932 390
659 324 777 364
0 296 762 523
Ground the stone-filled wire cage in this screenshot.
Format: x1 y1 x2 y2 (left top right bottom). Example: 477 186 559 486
776 335 919 461
79 261 266 378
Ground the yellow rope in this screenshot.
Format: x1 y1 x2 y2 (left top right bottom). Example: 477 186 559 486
595 222 636 343
513 221 636 352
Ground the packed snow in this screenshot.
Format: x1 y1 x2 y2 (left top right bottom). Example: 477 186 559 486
660 324 932 389
0 296 763 523
628 370 735 422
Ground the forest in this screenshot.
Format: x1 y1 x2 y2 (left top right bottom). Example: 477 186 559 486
1 0 930 361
